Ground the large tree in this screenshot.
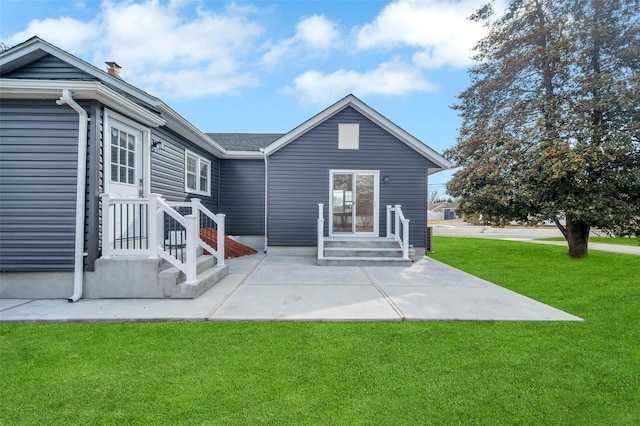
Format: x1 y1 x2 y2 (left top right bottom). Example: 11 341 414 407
446 0 640 257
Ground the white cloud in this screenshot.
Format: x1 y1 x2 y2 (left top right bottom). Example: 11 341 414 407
356 0 494 68
7 1 263 100
296 14 339 50
7 17 99 53
262 14 338 68
283 58 436 105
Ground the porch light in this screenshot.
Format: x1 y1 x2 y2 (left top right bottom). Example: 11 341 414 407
383 175 390 183
151 139 164 152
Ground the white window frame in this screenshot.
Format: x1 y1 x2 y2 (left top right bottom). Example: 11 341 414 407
184 150 211 196
338 123 360 150
328 169 379 236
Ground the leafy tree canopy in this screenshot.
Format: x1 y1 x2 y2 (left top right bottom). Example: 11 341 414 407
446 0 640 257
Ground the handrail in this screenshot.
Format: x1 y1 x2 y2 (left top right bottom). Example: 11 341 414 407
167 199 225 266
386 204 410 259
100 194 226 285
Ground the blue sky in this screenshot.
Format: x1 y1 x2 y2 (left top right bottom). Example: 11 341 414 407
1 0 503 195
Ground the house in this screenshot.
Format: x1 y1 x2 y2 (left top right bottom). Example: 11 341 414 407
428 201 459 221
0 37 450 300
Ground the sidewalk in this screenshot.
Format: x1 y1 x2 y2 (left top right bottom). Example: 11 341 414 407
1 253 582 323
528 240 640 256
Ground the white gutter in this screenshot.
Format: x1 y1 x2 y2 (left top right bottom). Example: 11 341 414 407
56 89 88 303
260 148 268 253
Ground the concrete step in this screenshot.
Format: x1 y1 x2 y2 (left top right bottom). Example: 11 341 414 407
317 256 412 267
324 247 404 258
324 238 400 249
158 254 224 298
174 264 229 299
158 246 206 272
159 254 214 281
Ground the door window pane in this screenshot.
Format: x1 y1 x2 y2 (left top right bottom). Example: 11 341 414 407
356 174 374 233
110 126 136 185
332 173 353 233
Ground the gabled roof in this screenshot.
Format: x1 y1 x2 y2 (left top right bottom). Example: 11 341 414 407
1 38 451 169
263 94 451 174
0 36 226 157
208 133 284 152
0 36 159 108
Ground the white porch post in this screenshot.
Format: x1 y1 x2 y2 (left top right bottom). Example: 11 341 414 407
185 214 198 284
317 203 324 260
394 204 401 241
402 218 410 258
386 205 392 238
101 193 113 258
190 198 201 217
216 213 226 266
147 194 161 258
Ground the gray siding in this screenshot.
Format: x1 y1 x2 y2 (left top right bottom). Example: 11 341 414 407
0 99 86 271
220 159 265 235
268 106 435 247
4 54 96 80
150 127 219 213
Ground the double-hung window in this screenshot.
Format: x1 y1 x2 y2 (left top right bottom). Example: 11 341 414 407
185 150 211 196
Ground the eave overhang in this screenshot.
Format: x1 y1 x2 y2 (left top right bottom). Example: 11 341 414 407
0 79 165 128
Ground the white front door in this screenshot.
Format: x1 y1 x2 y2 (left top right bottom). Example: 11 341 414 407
104 113 146 247
330 170 379 236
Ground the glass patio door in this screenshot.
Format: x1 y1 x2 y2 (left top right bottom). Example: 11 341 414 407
330 171 378 235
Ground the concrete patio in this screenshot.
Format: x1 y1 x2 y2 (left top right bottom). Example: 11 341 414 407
0 252 582 322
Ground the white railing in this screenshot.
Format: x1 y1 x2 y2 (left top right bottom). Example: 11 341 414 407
317 203 324 260
101 193 225 284
386 204 410 259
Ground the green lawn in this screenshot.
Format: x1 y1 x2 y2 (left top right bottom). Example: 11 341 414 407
1 238 639 425
536 236 640 246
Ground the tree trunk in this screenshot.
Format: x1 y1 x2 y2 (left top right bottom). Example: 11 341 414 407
565 215 590 258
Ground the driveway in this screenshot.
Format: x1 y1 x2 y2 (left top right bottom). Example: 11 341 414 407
0 253 582 322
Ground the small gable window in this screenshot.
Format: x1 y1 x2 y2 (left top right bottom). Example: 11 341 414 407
338 123 359 150
185 150 211 196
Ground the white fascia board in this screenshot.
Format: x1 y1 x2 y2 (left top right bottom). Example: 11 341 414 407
0 38 159 107
223 151 264 159
263 94 451 171
0 79 165 127
342 97 451 171
156 101 225 158
263 96 354 156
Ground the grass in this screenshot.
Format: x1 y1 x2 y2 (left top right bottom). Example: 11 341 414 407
536 236 640 246
1 237 639 425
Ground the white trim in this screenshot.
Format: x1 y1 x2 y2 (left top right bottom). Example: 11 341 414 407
223 150 264 159
338 123 360 150
184 149 211 196
329 170 379 237
264 94 451 173
157 101 225 158
0 79 165 128
0 37 158 106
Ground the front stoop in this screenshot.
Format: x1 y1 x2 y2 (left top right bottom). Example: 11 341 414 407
318 237 412 266
85 254 228 299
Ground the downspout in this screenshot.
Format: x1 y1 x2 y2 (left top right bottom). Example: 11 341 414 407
56 89 88 302
259 148 268 253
